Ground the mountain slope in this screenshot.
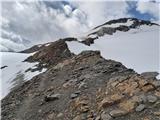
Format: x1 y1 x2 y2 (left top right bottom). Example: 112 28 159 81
66 18 159 77
2 50 160 120
1 18 160 120
0 52 47 98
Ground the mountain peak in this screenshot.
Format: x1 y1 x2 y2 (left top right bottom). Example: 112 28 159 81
94 18 158 30
79 18 159 46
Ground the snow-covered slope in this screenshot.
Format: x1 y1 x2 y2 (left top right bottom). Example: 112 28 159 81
66 19 160 78
0 52 46 98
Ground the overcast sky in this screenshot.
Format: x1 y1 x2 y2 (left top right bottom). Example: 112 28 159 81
0 0 160 46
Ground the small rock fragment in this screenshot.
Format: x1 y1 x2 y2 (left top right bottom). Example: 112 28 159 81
99 97 114 109
101 112 112 120
135 104 145 112
153 111 160 116
109 109 127 117
70 91 81 99
70 93 78 99
44 93 60 102
110 93 124 102
73 113 88 120
142 85 154 92
141 72 159 79
73 115 81 120
155 90 160 97
132 95 147 103
78 82 87 89
57 113 63 118
153 80 160 88
95 116 101 120
74 90 81 94
81 105 89 113
147 95 157 103
119 99 136 112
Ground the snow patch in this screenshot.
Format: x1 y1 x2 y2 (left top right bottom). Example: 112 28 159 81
102 19 134 28
67 25 159 79
0 52 47 99
45 43 50 46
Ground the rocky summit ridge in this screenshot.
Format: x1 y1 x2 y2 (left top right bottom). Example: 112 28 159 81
1 18 160 120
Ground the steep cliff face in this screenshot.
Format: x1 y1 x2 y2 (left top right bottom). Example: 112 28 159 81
1 18 160 120
24 39 74 67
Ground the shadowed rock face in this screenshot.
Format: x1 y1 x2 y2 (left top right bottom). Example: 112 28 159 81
2 46 160 120
24 39 74 67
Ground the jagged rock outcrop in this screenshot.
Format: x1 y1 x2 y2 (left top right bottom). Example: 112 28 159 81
21 37 77 53
93 18 158 30
2 44 160 120
24 39 74 67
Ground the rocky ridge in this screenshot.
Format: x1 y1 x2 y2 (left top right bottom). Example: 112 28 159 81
81 18 159 46
2 36 160 120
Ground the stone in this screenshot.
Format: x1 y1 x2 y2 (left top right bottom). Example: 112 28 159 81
99 97 114 109
44 93 61 102
153 111 160 116
138 79 149 87
95 116 101 120
57 113 63 118
153 80 160 88
117 81 138 96
63 79 77 88
141 85 154 92
48 112 55 119
81 105 89 113
109 109 128 117
78 82 87 89
73 115 81 120
101 112 112 120
0 65 8 69
74 91 81 94
153 101 160 108
110 81 120 87
99 94 124 109
147 95 157 103
73 113 88 120
119 99 137 112
141 72 159 79
132 95 147 103
38 109 42 113
135 104 145 112
74 98 89 113
155 90 160 97
110 93 124 102
143 117 150 120
83 74 92 79
81 113 88 120
70 93 78 99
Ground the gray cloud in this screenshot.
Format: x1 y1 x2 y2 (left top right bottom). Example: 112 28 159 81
0 1 159 52
1 1 131 43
